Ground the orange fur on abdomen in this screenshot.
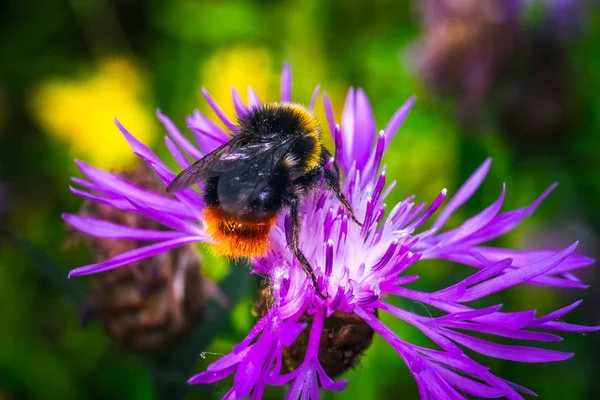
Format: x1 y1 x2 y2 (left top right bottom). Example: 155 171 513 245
203 206 277 258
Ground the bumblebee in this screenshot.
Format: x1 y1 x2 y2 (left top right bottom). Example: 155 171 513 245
166 103 360 297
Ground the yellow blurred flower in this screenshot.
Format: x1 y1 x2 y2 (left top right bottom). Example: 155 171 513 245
29 57 156 169
199 46 274 122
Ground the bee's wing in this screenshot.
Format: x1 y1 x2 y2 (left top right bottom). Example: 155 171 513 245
215 137 299 213
166 138 246 193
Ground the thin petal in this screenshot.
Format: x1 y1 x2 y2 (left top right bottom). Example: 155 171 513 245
63 214 184 241
340 87 356 166
281 62 291 102
458 243 578 302
68 236 202 277
383 96 415 151
231 87 248 116
187 110 229 153
444 184 506 243
433 158 492 229
115 118 164 166
248 86 262 109
74 160 191 218
157 109 203 159
432 366 508 398
463 183 558 246
165 136 191 169
201 87 236 131
353 88 376 170
533 300 582 324
308 85 320 111
535 321 600 332
188 364 238 384
444 330 573 362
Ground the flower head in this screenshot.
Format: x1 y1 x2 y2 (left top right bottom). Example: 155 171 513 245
65 63 597 399
68 164 205 354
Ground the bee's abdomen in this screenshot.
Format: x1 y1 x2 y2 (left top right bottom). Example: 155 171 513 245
203 206 277 258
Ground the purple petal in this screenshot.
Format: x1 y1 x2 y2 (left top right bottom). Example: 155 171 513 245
419 348 488 375
143 161 204 211
63 214 184 241
460 257 513 287
115 119 164 166
316 362 348 391
187 110 229 153
526 275 588 288
247 86 261 109
442 321 563 342
462 183 558 246
501 378 537 397
533 300 582 324
407 189 447 230
475 247 594 275
165 136 191 169
209 346 253 372
235 333 276 398
340 87 356 167
364 131 385 182
535 321 600 332
231 87 248 116
443 330 574 362
445 184 506 243
356 306 427 373
278 320 307 346
232 313 271 353
421 369 466 399
74 161 190 217
383 96 415 151
308 85 320 111
432 366 509 398
69 186 137 213
474 310 537 330
157 109 203 159
68 236 202 277
458 243 578 302
353 88 376 170
125 194 204 235
188 364 238 384
286 367 313 400
433 158 492 230
281 62 291 102
223 388 236 400
201 87 236 131
435 305 503 322
323 93 336 141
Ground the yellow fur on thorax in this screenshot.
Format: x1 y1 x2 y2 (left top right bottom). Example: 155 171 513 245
268 102 322 171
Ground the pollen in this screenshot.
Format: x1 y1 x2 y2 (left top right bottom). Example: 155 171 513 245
203 206 277 258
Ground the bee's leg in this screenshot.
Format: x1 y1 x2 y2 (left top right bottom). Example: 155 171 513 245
323 167 363 226
290 196 327 299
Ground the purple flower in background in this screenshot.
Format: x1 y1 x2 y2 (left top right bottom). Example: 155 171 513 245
410 0 591 129
410 0 522 120
65 64 597 399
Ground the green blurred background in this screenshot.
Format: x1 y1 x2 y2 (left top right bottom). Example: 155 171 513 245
1 0 600 399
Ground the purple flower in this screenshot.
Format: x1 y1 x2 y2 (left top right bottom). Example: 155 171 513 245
410 0 521 113
65 63 597 399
